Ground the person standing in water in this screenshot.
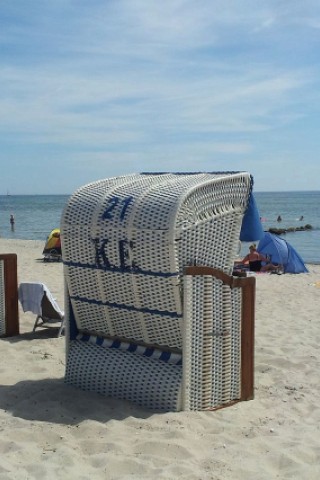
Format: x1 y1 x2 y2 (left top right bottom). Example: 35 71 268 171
10 214 15 230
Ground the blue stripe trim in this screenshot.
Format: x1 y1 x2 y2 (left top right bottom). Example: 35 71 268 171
143 348 154 357
80 333 90 342
63 260 178 278
96 336 104 346
76 333 182 365
69 296 79 341
159 351 170 362
70 294 182 319
140 171 243 175
127 343 137 352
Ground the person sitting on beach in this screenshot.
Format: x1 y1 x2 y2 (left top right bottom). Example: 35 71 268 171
241 244 278 272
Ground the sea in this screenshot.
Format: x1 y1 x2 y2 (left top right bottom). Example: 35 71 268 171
0 191 319 264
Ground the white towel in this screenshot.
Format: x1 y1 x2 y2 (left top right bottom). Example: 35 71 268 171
18 282 45 315
43 285 64 316
18 282 64 318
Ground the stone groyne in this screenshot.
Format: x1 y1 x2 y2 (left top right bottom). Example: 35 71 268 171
268 224 313 235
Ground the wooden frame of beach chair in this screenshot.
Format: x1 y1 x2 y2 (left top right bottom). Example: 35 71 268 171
183 266 255 409
62 172 255 410
0 254 19 337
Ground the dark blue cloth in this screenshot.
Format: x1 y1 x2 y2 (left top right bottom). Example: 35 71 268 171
240 193 264 241
258 232 308 273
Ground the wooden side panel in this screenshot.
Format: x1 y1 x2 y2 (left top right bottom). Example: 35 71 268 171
239 277 255 400
0 254 19 337
185 266 255 402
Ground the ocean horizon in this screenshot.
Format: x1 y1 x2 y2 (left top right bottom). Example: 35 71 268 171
1 191 319 264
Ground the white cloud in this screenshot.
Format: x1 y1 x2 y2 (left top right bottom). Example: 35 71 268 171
1 0 320 192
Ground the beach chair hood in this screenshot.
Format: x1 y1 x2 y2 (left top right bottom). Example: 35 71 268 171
43 228 61 254
257 232 308 273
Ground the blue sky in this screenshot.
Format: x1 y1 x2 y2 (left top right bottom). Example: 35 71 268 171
1 0 320 194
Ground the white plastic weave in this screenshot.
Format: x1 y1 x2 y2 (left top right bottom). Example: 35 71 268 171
65 340 183 411
62 172 251 349
182 275 242 410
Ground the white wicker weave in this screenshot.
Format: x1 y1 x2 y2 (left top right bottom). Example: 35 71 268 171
182 274 242 410
62 172 253 410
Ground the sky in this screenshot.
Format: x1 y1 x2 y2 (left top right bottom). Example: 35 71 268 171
1 0 320 194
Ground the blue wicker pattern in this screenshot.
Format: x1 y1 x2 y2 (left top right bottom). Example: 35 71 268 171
76 333 182 365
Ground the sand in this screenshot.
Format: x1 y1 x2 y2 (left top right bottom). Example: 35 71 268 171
1 238 320 479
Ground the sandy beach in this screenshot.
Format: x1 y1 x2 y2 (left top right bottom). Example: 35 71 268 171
1 238 320 479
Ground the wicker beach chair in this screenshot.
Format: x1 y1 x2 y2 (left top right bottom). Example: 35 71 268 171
0 254 19 337
18 282 65 337
61 172 256 410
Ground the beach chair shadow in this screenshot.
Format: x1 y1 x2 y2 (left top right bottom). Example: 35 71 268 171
18 282 65 337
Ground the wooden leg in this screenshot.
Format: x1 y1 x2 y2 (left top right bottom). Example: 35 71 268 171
240 277 255 400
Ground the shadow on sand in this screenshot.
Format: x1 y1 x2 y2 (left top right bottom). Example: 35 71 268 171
0 377 155 425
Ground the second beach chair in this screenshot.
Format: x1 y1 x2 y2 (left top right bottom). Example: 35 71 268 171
18 282 65 337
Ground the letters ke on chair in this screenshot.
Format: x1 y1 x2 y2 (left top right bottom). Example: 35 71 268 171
18 282 65 337
61 172 256 411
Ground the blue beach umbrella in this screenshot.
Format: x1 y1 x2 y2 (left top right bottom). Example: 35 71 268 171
257 232 308 274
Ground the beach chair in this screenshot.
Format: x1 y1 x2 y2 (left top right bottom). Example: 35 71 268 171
18 282 65 337
43 228 62 262
61 172 256 410
0 254 19 337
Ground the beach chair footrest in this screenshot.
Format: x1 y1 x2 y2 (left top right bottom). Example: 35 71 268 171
65 340 183 411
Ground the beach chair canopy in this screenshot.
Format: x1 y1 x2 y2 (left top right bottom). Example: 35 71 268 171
257 232 308 274
43 228 61 254
43 228 62 262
